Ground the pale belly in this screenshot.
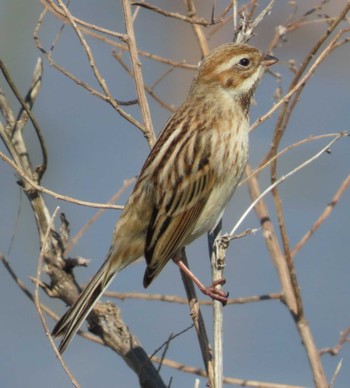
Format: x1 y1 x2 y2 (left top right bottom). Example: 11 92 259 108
188 140 248 243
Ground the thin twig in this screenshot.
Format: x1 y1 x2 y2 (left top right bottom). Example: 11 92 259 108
251 27 350 135
131 1 221 26
179 249 214 386
292 174 350 257
38 1 197 70
150 354 306 388
233 0 238 32
36 2 145 131
149 324 194 373
240 133 342 187
234 0 276 43
229 132 347 238
319 326 350 356
64 178 135 254
112 51 176 113
106 290 281 306
266 7 350 308
33 207 80 387
0 149 124 210
186 0 209 56
208 221 224 388
329 359 343 388
40 0 128 41
0 59 47 181
122 0 156 147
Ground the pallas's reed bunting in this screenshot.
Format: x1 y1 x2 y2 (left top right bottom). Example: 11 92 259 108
52 43 277 353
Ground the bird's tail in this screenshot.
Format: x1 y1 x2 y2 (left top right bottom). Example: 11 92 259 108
52 258 117 354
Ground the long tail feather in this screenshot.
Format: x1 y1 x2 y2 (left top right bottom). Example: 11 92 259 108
52 259 117 353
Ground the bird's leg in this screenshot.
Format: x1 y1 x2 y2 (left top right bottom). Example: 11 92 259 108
174 257 228 305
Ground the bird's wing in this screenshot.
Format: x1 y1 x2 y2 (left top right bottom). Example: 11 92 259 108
143 151 216 287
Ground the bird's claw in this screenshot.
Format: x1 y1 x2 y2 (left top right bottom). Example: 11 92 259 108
202 278 229 306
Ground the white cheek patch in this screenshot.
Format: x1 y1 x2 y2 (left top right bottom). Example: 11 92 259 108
239 66 263 91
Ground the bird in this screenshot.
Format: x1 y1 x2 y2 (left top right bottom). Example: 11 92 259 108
52 43 277 353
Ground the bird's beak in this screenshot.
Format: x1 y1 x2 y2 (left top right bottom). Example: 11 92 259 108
260 53 278 67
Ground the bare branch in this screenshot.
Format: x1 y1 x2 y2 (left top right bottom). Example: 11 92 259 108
185 0 210 56
230 132 348 239
234 0 276 43
35 4 145 131
40 0 128 41
150 354 307 388
0 149 124 210
320 326 350 356
292 174 350 257
208 222 224 388
179 250 214 386
121 0 156 146
131 2 221 26
106 290 281 306
0 59 47 181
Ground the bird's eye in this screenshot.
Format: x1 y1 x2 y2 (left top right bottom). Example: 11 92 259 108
239 58 250 67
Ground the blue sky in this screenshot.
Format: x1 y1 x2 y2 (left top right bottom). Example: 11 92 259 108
1 1 350 387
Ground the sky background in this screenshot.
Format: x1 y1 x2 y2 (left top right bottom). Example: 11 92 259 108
1 1 350 387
